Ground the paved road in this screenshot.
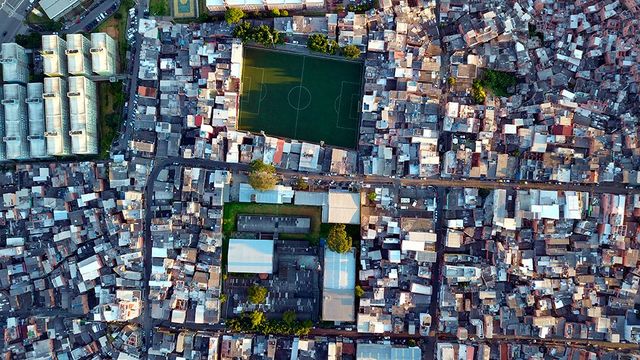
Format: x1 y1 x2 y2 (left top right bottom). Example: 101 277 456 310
0 308 82 318
424 186 445 356
113 0 147 155
65 0 119 34
0 0 29 43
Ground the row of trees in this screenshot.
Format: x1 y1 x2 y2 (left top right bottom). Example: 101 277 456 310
233 22 284 47
225 8 290 25
228 310 314 336
307 34 361 59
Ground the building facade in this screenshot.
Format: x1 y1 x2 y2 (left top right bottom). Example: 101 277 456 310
66 34 93 76
0 87 4 160
26 83 48 158
206 0 324 12
39 0 83 20
0 43 29 84
90 33 117 76
2 84 30 159
44 77 72 156
67 76 98 154
42 35 68 77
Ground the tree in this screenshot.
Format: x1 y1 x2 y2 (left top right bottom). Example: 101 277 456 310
248 160 278 191
478 188 491 199
250 310 265 328
232 21 253 41
270 8 280 16
252 25 282 46
114 12 123 19
355 285 364 297
447 76 457 86
307 34 331 53
328 40 339 55
219 294 228 303
367 192 377 202
471 79 486 104
327 224 352 253
225 8 245 24
295 178 309 190
482 69 517 97
247 284 268 304
281 9 288 16
283 310 297 325
342 44 361 59
15 32 42 49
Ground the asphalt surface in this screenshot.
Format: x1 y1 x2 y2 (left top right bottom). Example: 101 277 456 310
0 0 29 43
65 0 119 34
112 0 145 155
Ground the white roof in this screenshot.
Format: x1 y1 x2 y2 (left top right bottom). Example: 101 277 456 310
90 33 115 75
27 83 47 157
77 254 102 281
328 190 360 224
299 142 320 171
43 77 68 155
239 183 294 204
39 0 81 19
67 76 95 154
356 344 422 360
227 239 274 274
42 35 66 75
323 248 355 290
66 34 90 75
206 0 225 6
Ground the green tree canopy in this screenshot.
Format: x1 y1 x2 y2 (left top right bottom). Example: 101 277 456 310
482 69 517 97
225 8 245 24
15 32 42 49
283 310 297 325
327 224 352 253
232 21 253 41
355 285 364 297
471 79 486 104
307 34 337 54
252 25 283 46
295 178 309 191
270 8 280 16
342 44 361 59
233 23 283 46
248 160 278 191
250 310 265 328
247 284 268 304
367 192 377 202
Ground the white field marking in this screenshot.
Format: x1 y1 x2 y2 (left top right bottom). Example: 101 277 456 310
335 81 361 130
293 56 306 138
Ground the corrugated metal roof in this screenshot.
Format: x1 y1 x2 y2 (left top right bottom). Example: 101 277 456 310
356 344 422 360
227 239 274 274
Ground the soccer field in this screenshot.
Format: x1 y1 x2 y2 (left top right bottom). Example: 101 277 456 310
238 47 363 149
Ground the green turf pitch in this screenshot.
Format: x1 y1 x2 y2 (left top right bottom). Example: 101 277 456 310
239 47 363 149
